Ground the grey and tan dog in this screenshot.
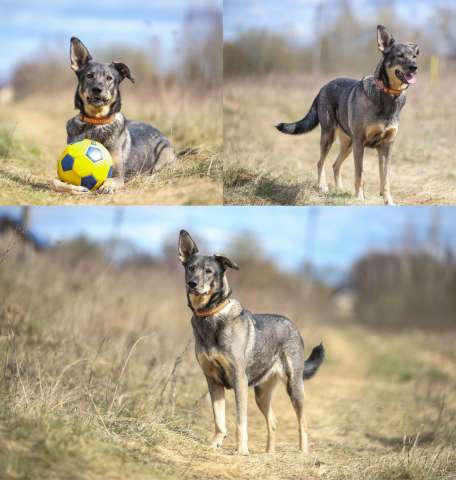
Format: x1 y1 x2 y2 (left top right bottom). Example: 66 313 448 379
52 37 176 194
178 230 324 455
276 25 419 205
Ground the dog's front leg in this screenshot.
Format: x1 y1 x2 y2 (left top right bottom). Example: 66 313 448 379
377 143 395 205
233 368 249 455
50 178 90 195
353 140 365 201
206 376 227 448
97 151 125 194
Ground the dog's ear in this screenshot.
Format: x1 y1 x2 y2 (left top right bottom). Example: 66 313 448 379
178 230 198 264
70 37 92 72
377 25 395 54
407 42 419 56
214 254 240 271
112 62 135 83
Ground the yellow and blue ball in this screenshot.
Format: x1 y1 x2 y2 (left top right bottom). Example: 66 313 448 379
57 139 113 191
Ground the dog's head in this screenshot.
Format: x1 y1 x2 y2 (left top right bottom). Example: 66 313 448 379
377 25 419 90
70 37 134 117
178 230 239 312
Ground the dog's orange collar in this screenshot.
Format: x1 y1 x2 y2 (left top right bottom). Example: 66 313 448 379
374 79 404 96
193 298 230 318
80 114 116 125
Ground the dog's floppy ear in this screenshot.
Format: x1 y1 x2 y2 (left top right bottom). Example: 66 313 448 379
407 42 419 56
377 25 395 54
112 62 135 83
214 254 240 271
178 230 198 264
70 37 92 72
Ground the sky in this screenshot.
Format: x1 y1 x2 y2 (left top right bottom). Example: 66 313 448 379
0 0 220 80
1 206 455 273
224 0 449 43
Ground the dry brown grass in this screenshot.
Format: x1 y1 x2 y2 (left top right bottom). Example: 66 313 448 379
1 238 455 479
224 74 456 205
0 85 222 205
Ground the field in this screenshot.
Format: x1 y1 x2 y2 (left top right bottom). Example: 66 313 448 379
1 237 455 480
224 74 456 206
0 86 222 205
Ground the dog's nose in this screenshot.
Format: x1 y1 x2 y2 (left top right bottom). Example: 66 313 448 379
408 65 418 72
91 86 102 95
187 280 197 289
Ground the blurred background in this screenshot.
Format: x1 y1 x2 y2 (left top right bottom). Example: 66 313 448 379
0 0 223 205
224 0 455 78
1 205 456 328
0 0 221 98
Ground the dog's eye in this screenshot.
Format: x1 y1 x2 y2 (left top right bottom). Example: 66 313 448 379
86 73 94 79
205 268 213 274
106 75 113 81
188 265 195 272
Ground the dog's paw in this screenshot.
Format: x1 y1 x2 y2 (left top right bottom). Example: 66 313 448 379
211 432 226 449
235 447 250 456
97 179 123 195
318 183 329 194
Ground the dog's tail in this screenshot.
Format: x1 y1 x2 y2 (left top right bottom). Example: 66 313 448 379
303 342 325 380
275 95 319 135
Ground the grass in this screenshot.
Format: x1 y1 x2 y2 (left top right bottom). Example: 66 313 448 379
0 86 222 205
1 241 455 479
223 73 456 206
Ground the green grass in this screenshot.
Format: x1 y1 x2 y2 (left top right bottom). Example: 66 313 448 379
368 352 449 384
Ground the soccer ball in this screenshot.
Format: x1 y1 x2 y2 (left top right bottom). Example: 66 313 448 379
57 139 113 191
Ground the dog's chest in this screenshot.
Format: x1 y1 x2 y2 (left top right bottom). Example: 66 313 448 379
364 121 398 147
197 348 233 387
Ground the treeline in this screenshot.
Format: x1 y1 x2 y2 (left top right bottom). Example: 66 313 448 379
224 0 456 77
1 211 455 330
10 7 221 100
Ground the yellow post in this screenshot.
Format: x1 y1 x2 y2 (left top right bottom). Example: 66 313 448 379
430 55 439 84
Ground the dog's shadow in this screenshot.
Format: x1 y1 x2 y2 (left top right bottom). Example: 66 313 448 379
0 167 50 192
254 177 302 205
365 431 435 450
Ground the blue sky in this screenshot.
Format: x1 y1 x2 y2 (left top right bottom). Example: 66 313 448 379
224 0 449 42
0 0 220 80
1 206 455 272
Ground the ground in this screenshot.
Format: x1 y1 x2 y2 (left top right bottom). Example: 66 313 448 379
223 74 456 206
0 248 455 480
0 88 222 205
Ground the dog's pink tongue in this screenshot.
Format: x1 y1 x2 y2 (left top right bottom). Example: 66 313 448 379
406 73 417 85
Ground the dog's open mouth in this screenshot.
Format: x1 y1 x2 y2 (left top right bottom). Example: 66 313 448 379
87 95 109 106
395 69 417 86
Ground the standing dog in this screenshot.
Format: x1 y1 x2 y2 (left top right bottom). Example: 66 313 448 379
276 25 419 205
178 230 324 455
52 37 176 194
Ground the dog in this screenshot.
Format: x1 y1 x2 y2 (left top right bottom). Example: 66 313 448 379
178 230 324 455
276 25 419 205
52 37 176 195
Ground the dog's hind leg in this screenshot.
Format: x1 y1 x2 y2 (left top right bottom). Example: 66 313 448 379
377 143 395 205
317 128 335 193
206 376 227 449
254 375 279 453
333 129 352 191
286 376 308 454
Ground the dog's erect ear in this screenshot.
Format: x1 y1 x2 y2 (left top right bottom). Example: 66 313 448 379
214 254 240 271
112 62 135 83
178 230 198 264
407 42 419 56
377 25 395 54
70 37 92 72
